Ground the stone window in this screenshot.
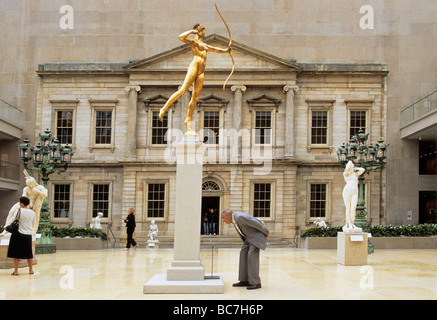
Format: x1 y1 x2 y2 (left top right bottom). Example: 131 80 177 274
89 99 118 152
95 110 112 144
55 110 74 144
53 184 71 218
202 111 220 145
197 94 228 145
306 99 334 152
345 99 373 141
50 99 78 147
92 184 110 218
311 110 328 144
253 183 272 218
255 111 272 145
202 180 221 191
147 183 166 219
309 183 327 218
151 111 168 145
349 110 367 139
247 94 280 147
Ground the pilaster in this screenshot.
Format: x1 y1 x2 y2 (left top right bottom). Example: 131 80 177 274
283 85 299 159
125 85 141 159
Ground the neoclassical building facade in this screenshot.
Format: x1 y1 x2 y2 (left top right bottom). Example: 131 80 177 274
35 34 388 244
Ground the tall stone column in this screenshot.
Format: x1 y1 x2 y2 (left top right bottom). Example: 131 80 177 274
231 85 246 160
125 85 141 159
144 136 224 294
167 136 204 280
283 85 299 159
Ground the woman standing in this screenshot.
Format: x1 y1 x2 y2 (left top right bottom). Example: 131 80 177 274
124 208 138 251
342 161 365 230
7 196 36 276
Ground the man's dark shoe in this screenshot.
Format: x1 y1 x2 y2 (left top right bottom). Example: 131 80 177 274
246 283 261 290
232 281 250 287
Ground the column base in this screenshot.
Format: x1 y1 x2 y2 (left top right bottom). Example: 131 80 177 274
167 260 205 281
144 273 224 294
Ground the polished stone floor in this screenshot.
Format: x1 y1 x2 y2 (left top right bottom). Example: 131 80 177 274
1 247 436 300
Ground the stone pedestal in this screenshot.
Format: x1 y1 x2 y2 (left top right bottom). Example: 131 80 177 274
144 136 224 294
337 232 368 266
0 238 37 269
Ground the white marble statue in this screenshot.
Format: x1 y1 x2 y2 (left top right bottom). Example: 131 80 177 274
1 170 47 237
313 217 327 228
342 161 365 233
90 212 103 229
147 220 159 246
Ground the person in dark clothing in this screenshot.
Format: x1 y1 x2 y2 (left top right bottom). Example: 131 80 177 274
208 209 217 235
124 208 138 251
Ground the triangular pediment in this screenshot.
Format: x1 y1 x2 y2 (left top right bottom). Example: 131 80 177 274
124 34 301 72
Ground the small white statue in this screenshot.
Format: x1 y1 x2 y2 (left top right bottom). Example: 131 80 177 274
342 161 365 233
313 218 327 228
1 170 47 237
91 212 103 229
147 220 159 247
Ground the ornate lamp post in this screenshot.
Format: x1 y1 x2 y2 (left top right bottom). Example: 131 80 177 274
336 129 389 231
18 129 74 254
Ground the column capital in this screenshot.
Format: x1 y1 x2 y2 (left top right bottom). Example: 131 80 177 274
125 85 141 93
231 85 247 93
282 85 300 95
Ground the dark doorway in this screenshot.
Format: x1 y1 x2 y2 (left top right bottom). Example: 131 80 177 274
419 191 437 224
201 196 220 235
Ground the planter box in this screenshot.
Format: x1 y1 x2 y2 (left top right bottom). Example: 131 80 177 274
53 237 107 250
371 236 437 249
302 236 437 249
302 237 337 249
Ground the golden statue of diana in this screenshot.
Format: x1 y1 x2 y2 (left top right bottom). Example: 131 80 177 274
158 24 231 135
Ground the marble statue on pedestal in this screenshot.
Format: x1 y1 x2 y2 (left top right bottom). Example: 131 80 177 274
147 220 159 247
90 212 103 229
342 161 365 233
1 170 47 237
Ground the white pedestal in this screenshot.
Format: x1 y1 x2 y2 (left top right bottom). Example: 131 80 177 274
144 136 224 294
337 232 368 266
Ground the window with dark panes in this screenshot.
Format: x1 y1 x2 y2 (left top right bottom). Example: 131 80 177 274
92 184 109 217
253 183 271 218
147 183 166 218
53 184 71 218
95 111 112 144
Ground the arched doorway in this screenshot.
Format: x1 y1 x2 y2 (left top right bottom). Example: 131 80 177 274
201 180 222 235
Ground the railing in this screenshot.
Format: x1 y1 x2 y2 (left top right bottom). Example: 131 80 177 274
0 161 20 181
400 88 437 128
0 98 24 128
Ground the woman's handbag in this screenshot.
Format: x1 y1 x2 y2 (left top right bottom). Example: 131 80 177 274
5 209 20 234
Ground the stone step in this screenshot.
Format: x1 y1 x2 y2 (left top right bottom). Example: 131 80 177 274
119 235 292 248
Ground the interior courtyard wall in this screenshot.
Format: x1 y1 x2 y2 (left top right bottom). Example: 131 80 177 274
1 0 435 226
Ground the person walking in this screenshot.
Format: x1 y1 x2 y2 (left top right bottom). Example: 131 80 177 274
221 209 270 290
124 208 138 251
7 196 36 276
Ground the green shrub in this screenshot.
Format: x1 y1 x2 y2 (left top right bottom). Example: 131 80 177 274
49 225 107 240
301 224 437 238
301 226 342 238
